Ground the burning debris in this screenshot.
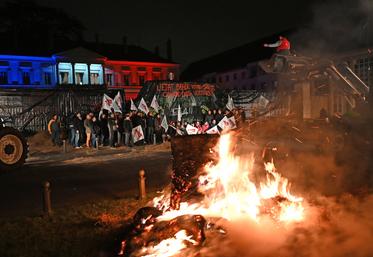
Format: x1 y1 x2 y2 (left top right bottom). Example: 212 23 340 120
118 133 307 256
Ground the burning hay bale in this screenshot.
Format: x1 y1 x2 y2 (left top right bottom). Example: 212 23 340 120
170 134 219 210
116 133 308 256
118 207 206 256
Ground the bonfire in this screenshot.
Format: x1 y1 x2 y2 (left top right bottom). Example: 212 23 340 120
119 133 305 256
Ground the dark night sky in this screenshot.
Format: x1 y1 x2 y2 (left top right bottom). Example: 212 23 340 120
36 0 325 67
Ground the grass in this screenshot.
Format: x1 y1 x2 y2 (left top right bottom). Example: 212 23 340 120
0 197 152 257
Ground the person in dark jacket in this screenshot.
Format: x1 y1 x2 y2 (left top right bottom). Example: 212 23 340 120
215 109 224 123
204 110 214 125
123 113 133 147
92 116 101 148
116 114 124 146
108 113 116 148
48 114 61 146
99 113 109 146
72 112 84 148
139 112 147 144
146 113 155 144
154 114 162 144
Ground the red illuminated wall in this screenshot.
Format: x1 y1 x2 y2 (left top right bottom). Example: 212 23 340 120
105 60 179 100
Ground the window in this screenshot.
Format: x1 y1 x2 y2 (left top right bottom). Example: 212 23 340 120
241 71 246 79
44 72 52 85
226 75 230 82
76 72 84 85
106 74 113 85
123 74 130 85
0 71 8 84
139 75 145 85
60 72 69 84
22 71 30 84
233 73 237 80
90 73 99 85
20 62 32 67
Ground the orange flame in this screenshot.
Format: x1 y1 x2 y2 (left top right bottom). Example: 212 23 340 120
149 133 305 255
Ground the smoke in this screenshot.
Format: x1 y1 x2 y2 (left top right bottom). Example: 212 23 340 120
180 123 373 257
292 0 373 57
195 194 373 257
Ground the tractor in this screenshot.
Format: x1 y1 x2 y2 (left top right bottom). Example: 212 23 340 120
0 117 28 171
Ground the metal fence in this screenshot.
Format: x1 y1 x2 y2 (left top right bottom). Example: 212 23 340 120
0 88 107 132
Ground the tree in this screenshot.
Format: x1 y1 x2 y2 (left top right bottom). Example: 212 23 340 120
0 0 85 52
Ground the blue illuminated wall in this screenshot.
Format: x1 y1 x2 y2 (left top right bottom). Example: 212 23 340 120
0 53 105 88
0 55 56 88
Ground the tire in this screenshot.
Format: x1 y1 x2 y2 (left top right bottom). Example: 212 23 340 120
0 127 28 171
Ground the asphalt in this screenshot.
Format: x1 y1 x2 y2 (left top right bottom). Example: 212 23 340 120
0 150 172 218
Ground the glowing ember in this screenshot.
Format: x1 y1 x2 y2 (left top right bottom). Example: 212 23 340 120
138 230 197 257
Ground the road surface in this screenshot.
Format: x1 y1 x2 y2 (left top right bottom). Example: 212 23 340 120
0 150 172 217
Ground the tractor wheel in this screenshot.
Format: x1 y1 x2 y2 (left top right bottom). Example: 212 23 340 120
0 127 28 171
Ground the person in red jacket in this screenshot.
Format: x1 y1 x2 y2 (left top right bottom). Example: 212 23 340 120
264 36 291 55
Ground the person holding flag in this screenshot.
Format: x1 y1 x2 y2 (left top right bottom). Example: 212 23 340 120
138 98 149 115
130 99 138 112
114 91 123 112
150 95 160 113
177 104 182 122
226 95 235 111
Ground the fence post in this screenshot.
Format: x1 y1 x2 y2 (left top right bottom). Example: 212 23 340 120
42 181 52 216
153 134 156 145
138 169 146 200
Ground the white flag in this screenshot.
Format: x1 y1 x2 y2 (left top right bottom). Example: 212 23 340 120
102 94 114 111
258 95 269 108
114 91 123 110
206 125 220 134
177 105 182 122
226 95 235 111
132 125 144 143
113 102 122 113
228 116 237 129
130 99 137 111
161 115 169 132
138 98 149 114
186 124 198 135
151 95 160 112
218 116 232 130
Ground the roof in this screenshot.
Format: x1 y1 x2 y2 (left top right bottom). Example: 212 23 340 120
0 37 176 64
82 42 177 64
53 47 106 62
181 30 295 80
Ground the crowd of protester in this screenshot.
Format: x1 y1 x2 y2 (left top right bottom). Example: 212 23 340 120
47 108 246 149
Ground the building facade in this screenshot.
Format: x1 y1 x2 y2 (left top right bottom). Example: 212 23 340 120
0 47 180 100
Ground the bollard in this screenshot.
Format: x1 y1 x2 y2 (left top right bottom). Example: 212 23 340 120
62 139 67 153
42 181 52 216
153 134 156 145
138 169 146 200
95 138 99 150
